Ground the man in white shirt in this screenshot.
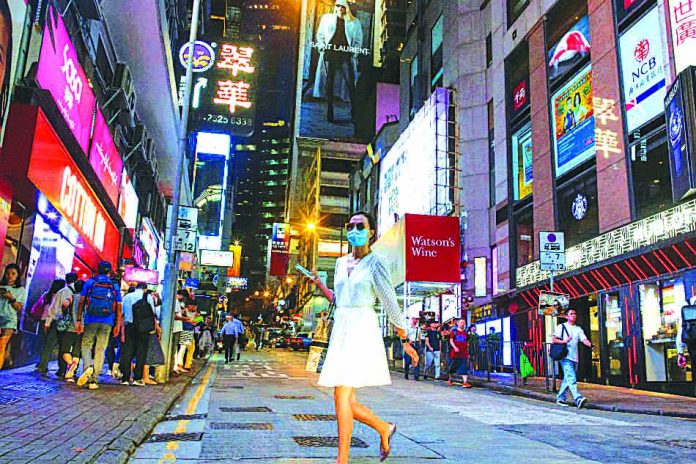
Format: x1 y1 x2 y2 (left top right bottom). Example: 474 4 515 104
552 308 593 409
119 283 156 386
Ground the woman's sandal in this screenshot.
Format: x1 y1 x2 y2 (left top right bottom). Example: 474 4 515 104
379 423 397 462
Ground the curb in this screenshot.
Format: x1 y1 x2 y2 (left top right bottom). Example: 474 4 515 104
389 366 696 419
88 362 207 464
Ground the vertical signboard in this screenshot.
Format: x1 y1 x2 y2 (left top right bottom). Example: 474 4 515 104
551 65 596 177
618 7 666 132
547 16 591 86
669 0 696 74
665 70 696 201
511 123 533 200
0 0 28 144
299 0 376 142
88 109 123 206
37 5 96 153
227 244 242 277
269 222 290 276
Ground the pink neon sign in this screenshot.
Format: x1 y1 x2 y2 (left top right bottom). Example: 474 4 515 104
89 109 122 206
37 5 96 153
124 267 159 285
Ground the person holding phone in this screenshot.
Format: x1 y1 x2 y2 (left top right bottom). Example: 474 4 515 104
0 264 25 370
301 211 418 464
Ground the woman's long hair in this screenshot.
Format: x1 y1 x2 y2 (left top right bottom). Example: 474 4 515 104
0 1 14 120
0 263 22 288
45 279 66 304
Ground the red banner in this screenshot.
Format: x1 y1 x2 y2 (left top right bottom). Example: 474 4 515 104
27 110 120 265
404 214 461 283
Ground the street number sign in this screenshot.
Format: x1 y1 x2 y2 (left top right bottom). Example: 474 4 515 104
539 231 566 271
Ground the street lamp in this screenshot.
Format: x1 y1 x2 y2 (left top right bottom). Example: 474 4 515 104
263 290 271 298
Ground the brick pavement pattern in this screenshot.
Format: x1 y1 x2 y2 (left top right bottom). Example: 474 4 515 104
0 362 204 464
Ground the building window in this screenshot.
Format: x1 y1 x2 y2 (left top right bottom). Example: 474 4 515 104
629 127 672 219
410 55 419 118
431 15 444 89
488 100 495 207
507 0 530 27
486 33 492 68
514 208 533 268
557 173 598 247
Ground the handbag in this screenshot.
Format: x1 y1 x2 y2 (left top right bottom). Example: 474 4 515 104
305 299 336 373
549 324 570 361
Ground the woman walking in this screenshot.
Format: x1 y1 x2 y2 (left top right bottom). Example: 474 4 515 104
36 278 70 374
0 264 26 370
59 280 84 381
304 211 418 464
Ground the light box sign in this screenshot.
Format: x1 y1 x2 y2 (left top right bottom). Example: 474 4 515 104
179 41 256 136
269 222 290 276
547 15 591 86
378 88 453 233
124 267 159 285
512 124 533 200
551 65 596 177
474 257 487 297
140 218 159 268
227 244 242 277
200 249 234 267
118 169 138 229
512 78 529 114
298 0 376 143
669 0 696 74
665 73 693 201
619 7 666 132
27 110 119 264
37 5 96 153
226 277 248 291
89 109 123 206
404 214 461 283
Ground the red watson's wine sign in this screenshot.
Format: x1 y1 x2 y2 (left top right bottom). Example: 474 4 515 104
404 214 461 283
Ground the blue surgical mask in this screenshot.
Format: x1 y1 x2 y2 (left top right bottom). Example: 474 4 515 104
347 228 369 247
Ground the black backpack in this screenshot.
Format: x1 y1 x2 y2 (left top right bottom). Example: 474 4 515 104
132 294 155 333
682 305 696 345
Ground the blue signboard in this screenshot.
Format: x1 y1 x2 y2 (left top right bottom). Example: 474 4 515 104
665 74 693 201
184 278 200 289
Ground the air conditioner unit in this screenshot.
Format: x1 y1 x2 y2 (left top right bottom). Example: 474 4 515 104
130 123 148 150
112 63 137 112
76 0 101 20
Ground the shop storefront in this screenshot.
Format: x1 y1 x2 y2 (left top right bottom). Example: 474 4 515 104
515 200 696 395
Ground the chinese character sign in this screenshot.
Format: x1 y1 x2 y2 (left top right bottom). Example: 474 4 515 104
37 5 96 154
89 109 123 207
670 0 696 73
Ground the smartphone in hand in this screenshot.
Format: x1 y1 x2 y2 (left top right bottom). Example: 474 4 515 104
295 264 314 279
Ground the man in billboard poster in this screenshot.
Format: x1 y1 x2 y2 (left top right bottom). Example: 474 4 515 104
302 0 373 141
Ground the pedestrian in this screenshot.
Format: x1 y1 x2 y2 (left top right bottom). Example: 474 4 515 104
487 327 502 373
118 282 156 386
55 274 80 378
175 301 197 372
198 317 214 358
36 278 70 375
76 261 123 390
0 264 25 370
553 308 592 409
171 290 188 374
448 318 472 388
143 290 164 385
58 280 84 381
220 315 238 363
404 317 422 380
424 322 442 380
467 324 480 373
193 308 204 359
302 211 419 463
230 313 245 361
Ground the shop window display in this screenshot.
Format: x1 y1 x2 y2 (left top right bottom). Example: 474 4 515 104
640 280 691 382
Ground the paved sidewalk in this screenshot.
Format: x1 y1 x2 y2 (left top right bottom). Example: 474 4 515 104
0 361 204 464
390 363 696 418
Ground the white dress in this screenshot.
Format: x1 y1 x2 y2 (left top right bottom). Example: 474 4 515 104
318 252 406 388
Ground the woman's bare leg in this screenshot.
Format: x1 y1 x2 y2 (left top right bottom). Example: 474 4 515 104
334 386 354 464
0 329 14 370
350 390 392 449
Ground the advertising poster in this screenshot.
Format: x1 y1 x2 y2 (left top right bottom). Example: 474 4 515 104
619 7 666 132
269 222 291 276
614 0 651 24
538 291 570 316
664 75 693 201
89 108 123 207
37 5 96 153
547 15 591 86
299 0 376 142
227 244 242 277
511 124 533 200
551 65 596 177
0 0 27 144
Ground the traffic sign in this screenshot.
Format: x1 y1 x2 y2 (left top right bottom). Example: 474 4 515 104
166 206 199 252
539 232 565 272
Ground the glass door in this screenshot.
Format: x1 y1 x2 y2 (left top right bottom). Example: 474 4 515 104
588 294 602 381
602 292 627 385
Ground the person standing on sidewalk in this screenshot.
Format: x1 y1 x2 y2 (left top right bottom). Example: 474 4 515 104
553 308 592 409
36 278 70 375
231 314 245 361
448 318 472 388
404 317 421 381
118 282 156 386
424 322 442 380
0 264 25 370
220 315 238 363
54 273 79 379
59 280 84 381
76 261 123 390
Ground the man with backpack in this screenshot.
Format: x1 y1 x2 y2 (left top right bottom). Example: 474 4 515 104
552 308 592 409
677 304 696 394
118 282 157 386
76 261 123 390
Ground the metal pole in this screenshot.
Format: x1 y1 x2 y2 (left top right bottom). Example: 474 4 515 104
159 0 201 382
550 271 554 292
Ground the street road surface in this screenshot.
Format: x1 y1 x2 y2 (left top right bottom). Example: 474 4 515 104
131 351 696 463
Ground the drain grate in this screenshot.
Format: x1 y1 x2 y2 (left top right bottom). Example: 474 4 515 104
165 413 207 421
209 422 273 430
650 439 696 450
220 406 273 413
292 414 336 421
3 383 59 394
147 432 203 443
274 395 314 400
293 436 369 448
0 395 22 405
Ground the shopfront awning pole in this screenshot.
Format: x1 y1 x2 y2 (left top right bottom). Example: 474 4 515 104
159 0 201 383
